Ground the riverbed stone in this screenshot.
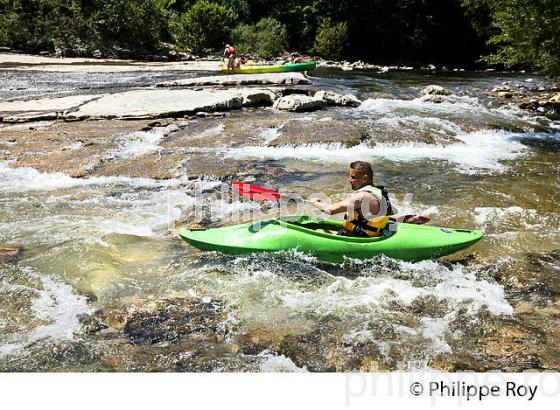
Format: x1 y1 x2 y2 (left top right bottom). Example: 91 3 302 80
237 89 279 107
514 301 536 315
492 85 512 93
0 245 22 263
270 119 367 146
273 94 327 112
497 91 513 98
313 90 361 107
122 297 227 345
15 147 107 178
421 85 450 96
549 93 560 105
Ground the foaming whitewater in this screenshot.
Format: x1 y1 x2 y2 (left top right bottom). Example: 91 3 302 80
187 251 513 358
374 114 463 136
191 123 225 140
0 268 91 358
0 161 201 192
219 93 538 174
356 95 525 122
258 127 281 145
109 125 178 159
257 351 308 372
280 259 512 355
280 259 512 316
0 161 230 241
222 128 528 174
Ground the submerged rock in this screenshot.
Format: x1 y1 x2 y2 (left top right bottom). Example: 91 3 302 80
122 297 228 345
0 245 22 263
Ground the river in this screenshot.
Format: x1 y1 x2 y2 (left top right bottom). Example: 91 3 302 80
1 64 559 371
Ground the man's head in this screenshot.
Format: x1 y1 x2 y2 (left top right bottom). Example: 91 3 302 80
348 161 373 190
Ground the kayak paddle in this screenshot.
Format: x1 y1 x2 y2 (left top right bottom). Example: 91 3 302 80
232 181 282 201
232 181 430 224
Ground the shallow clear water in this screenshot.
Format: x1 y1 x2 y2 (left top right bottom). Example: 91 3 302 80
1 68 559 371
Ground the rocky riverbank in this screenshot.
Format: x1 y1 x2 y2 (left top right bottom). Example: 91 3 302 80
488 80 560 120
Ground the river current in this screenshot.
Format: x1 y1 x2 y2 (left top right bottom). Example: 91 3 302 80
1 67 559 371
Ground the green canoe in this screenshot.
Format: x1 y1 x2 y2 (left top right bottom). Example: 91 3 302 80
178 216 483 263
218 61 316 74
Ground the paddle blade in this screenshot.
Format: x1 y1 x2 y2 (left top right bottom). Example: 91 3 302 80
232 181 281 201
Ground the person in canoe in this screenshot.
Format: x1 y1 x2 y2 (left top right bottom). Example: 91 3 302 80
223 44 236 73
310 161 395 237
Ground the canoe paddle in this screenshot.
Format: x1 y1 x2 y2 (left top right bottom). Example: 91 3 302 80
232 181 283 201
232 181 430 224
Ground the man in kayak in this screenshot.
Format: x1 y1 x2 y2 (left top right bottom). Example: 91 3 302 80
310 161 394 237
223 44 236 73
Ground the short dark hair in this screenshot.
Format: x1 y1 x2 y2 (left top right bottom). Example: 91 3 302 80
350 161 373 182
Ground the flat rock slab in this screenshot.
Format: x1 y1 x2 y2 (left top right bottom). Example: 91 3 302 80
157 72 311 87
0 95 103 122
0 88 288 122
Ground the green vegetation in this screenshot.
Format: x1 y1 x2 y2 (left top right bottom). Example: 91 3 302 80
176 0 236 54
463 0 560 76
0 0 558 75
232 17 287 59
314 19 348 60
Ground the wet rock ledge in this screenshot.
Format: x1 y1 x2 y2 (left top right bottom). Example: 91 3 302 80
0 72 359 122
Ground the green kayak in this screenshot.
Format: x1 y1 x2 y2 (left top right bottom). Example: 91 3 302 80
178 216 483 263
218 61 316 74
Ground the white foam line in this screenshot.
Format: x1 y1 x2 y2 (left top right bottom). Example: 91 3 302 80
220 129 528 174
355 95 559 130
109 125 178 160
257 350 308 372
258 127 281 145
0 161 219 192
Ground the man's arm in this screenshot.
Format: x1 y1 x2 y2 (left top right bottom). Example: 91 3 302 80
311 192 365 215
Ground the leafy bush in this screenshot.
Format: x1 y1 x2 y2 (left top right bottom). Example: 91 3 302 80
0 0 90 52
232 17 288 59
0 0 167 54
178 0 236 54
462 0 560 76
314 18 348 60
96 0 166 51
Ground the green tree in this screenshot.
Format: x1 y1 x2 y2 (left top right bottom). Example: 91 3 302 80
178 0 236 53
232 17 287 59
314 18 348 60
462 0 560 76
96 0 166 51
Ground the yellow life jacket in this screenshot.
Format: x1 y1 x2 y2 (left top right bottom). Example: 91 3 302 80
342 185 392 237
